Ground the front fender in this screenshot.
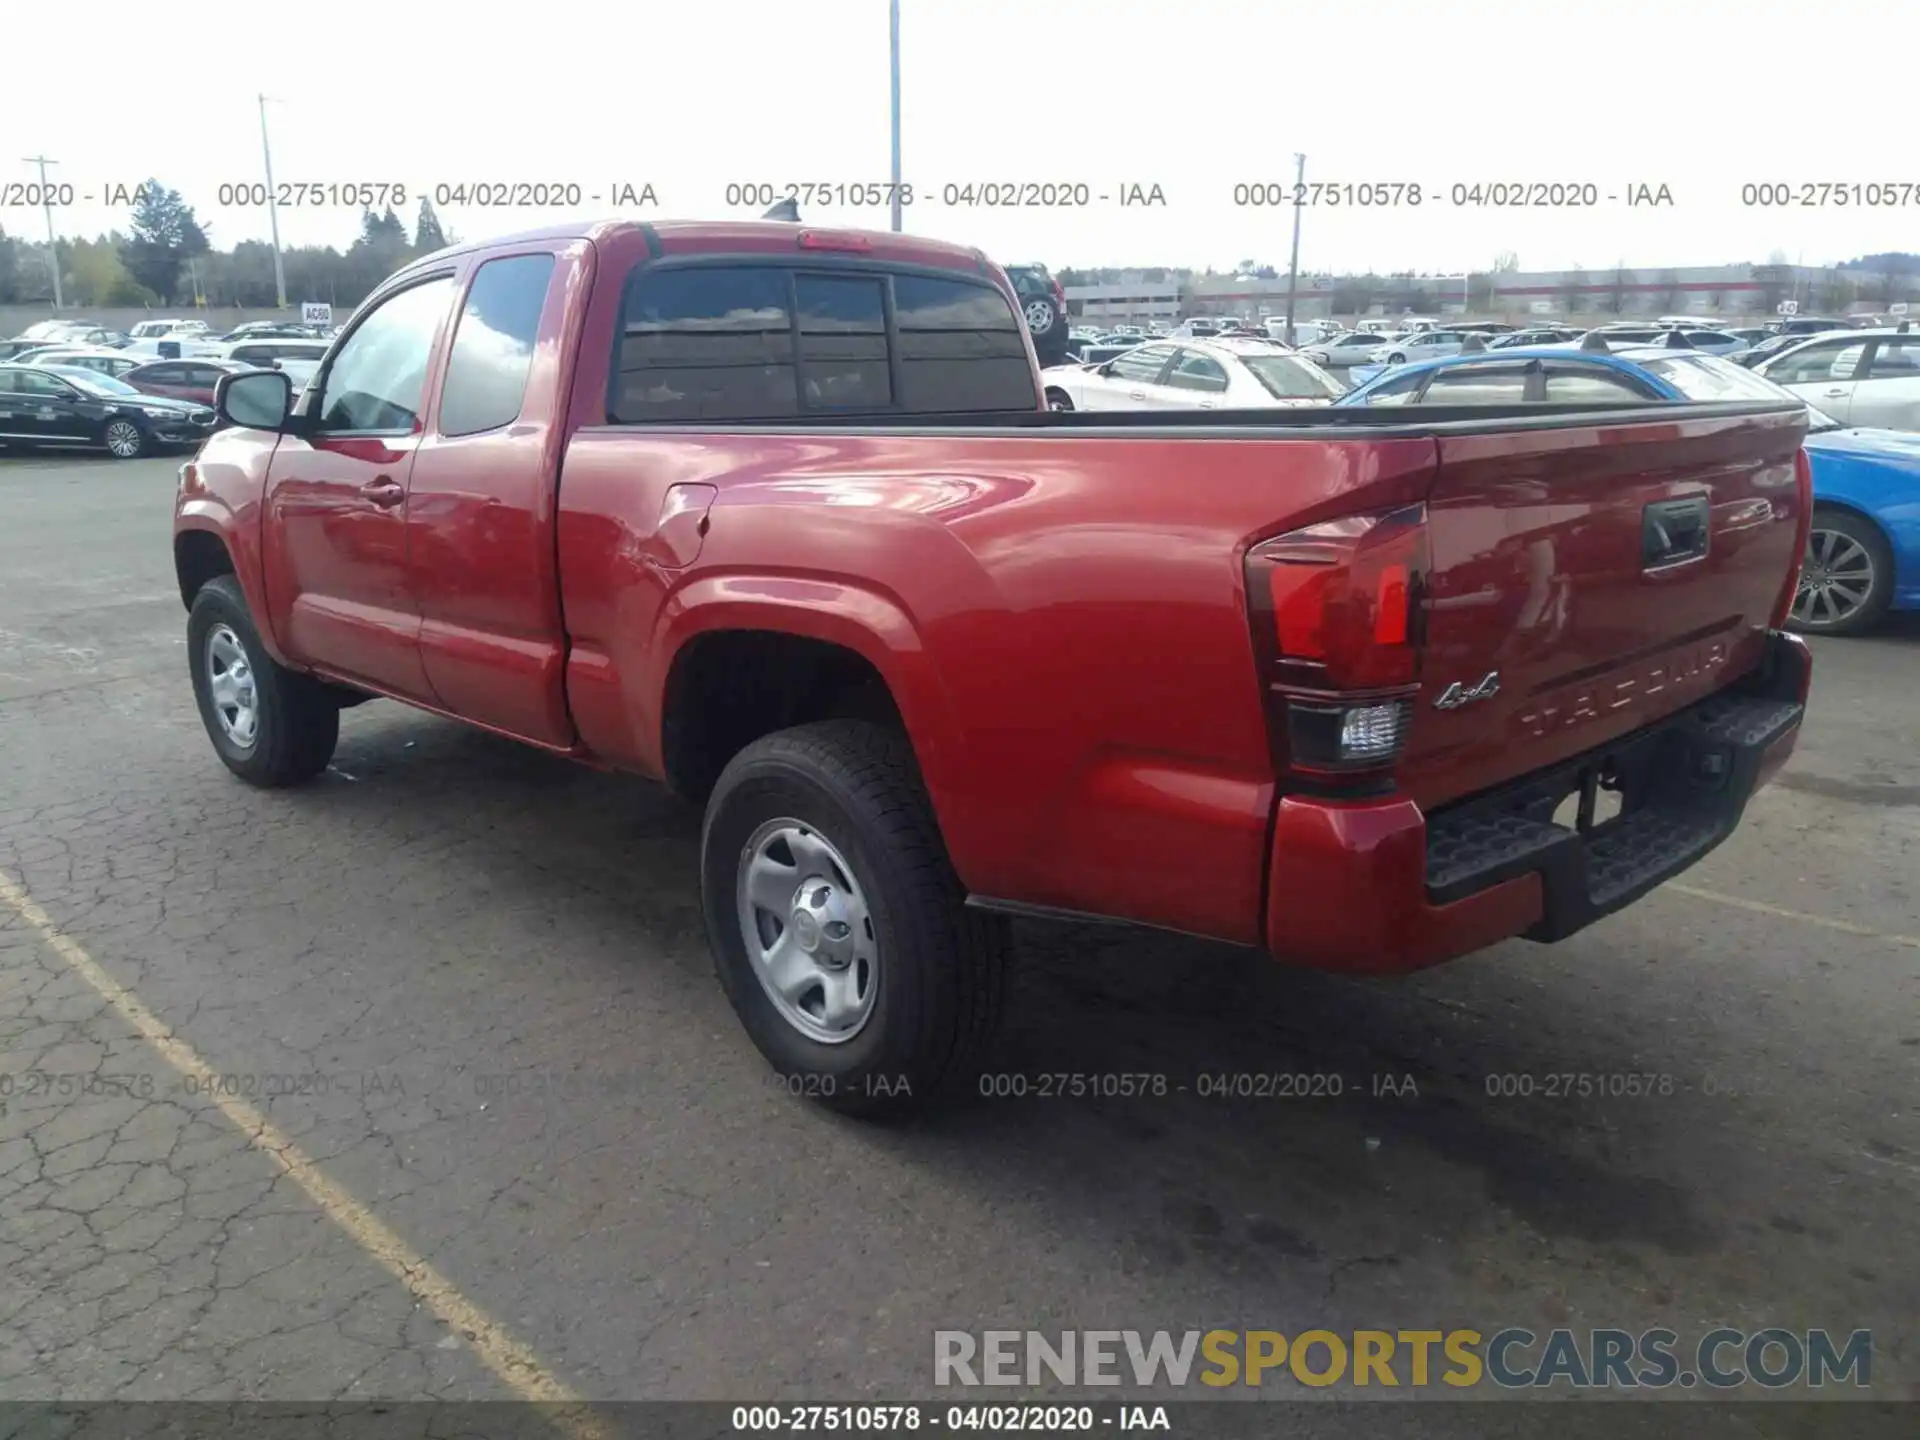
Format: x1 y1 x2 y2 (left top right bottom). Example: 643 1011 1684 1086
175 492 292 666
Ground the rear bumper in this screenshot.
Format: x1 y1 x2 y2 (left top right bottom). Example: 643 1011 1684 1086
1263 630 1811 974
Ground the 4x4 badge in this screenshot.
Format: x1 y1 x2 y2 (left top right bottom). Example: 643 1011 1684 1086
1434 672 1501 710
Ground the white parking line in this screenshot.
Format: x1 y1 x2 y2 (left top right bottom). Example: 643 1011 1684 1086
1667 881 1920 951
0 869 612 1436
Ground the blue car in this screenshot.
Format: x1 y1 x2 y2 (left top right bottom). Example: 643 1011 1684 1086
1336 344 1920 636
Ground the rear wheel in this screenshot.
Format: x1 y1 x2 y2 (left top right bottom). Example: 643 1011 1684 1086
188 575 340 785
1791 508 1893 637
701 720 1007 1119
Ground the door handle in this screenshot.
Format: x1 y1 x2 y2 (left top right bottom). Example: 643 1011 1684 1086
359 477 404 507
1128 390 1146 399
1823 388 1849 396
1199 401 1215 409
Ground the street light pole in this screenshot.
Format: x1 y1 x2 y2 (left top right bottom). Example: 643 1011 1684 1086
1282 152 1305 344
258 95 289 310
22 155 64 309
888 0 903 232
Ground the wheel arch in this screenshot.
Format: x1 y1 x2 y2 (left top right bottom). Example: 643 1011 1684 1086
644 578 980 869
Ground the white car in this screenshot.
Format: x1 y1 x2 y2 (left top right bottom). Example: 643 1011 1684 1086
1304 331 1404 368
20 347 147 379
1040 338 1347 412
1751 327 1920 431
1369 330 1480 366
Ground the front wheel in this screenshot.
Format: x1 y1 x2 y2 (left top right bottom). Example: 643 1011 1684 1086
1045 388 1074 412
102 418 146 459
701 720 1008 1119
1387 352 1407 366
188 575 341 786
1790 508 1893 636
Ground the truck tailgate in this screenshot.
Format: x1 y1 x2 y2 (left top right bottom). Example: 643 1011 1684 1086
1400 407 1808 812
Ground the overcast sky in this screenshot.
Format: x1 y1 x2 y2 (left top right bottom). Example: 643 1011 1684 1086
8 0 1912 274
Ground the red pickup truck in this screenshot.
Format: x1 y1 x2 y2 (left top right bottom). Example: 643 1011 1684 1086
175 219 1813 1116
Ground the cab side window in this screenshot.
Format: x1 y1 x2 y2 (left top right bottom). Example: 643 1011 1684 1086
439 253 557 436
313 276 456 435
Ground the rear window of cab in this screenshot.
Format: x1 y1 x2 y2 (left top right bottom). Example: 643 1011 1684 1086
609 263 1037 422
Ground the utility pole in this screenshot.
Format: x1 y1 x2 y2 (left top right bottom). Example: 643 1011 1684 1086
1282 153 1305 344
21 155 64 309
258 95 289 309
888 0 903 232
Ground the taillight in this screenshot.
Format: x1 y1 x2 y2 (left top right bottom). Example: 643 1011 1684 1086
1769 447 1814 629
1245 504 1429 780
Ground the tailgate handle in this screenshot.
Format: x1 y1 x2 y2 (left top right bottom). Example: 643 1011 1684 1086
1642 496 1710 569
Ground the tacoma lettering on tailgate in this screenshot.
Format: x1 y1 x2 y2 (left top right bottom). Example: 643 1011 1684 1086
1515 640 1730 740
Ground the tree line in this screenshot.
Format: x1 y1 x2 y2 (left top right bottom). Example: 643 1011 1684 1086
0 177 452 309
2 180 1914 315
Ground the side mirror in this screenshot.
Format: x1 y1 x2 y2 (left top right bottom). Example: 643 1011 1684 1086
217 369 295 431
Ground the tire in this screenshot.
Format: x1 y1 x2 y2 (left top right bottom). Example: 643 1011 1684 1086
1045 388 1074 412
1388 352 1407 366
102 418 146 459
1022 296 1060 341
701 719 1008 1120
187 575 340 786
1789 507 1894 637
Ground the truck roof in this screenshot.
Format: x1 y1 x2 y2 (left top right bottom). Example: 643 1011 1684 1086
397 218 994 281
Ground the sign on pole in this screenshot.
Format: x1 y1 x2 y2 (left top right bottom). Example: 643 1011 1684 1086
1891 302 1910 316
1776 300 1798 316
301 302 333 326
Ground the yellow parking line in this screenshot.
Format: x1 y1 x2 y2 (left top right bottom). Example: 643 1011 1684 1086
1666 881 1920 951
0 870 610 1438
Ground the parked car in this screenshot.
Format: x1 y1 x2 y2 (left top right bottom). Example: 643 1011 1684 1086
215 322 330 343
15 320 110 345
128 319 212 342
1003 263 1070 366
1487 327 1580 348
1736 331 1837 369
1302 331 1403 368
0 363 216 457
20 347 149 379
1750 326 1920 431
217 337 333 370
121 335 226 360
1041 337 1346 411
175 216 1811 1119
1171 318 1223 338
122 358 262 408
1336 344 1917 635
1770 316 1859 337
1369 329 1479 366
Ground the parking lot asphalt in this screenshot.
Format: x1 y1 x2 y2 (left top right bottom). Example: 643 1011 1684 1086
0 454 1915 1412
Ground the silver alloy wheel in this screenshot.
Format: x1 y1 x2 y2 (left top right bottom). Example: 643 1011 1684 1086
104 420 143 458
736 817 879 1044
1793 527 1875 628
205 624 260 749
1025 300 1055 333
